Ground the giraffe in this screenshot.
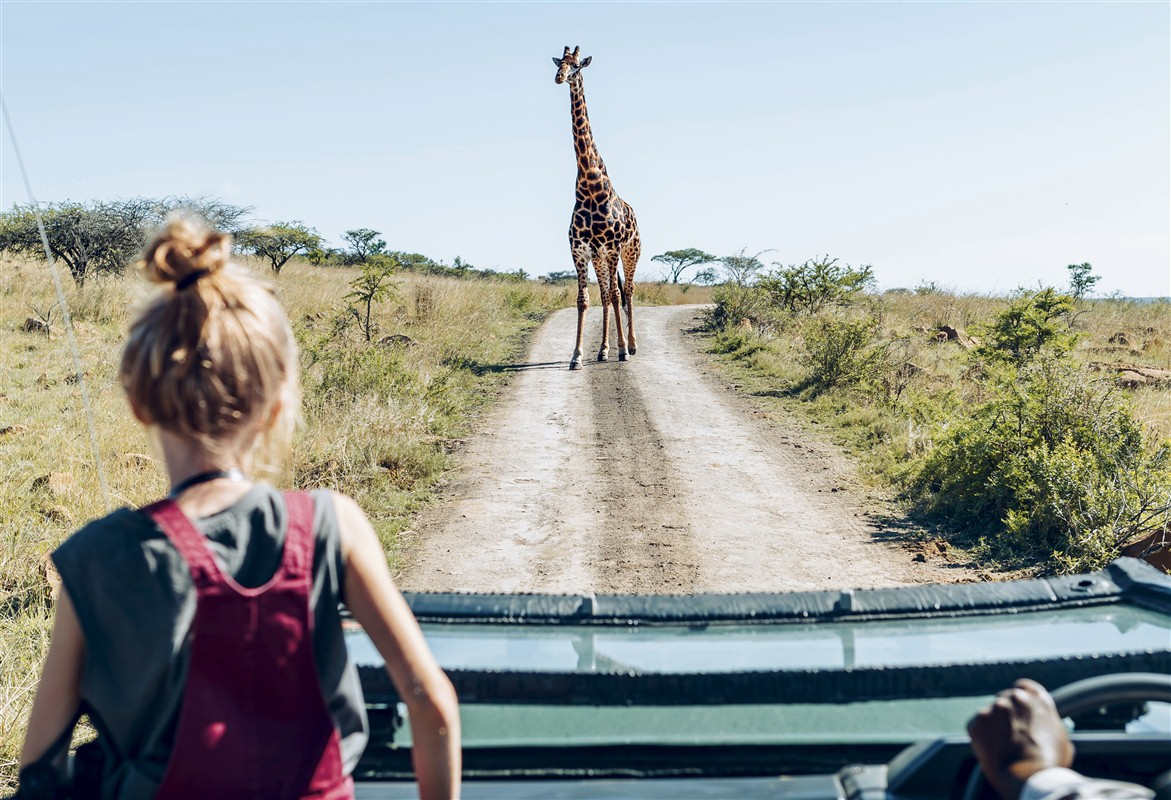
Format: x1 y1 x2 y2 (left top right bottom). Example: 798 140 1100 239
552 45 641 370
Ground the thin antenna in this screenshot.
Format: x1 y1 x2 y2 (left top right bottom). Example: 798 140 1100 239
1 94 111 507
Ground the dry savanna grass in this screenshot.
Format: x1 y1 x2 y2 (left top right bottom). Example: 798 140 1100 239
0 252 703 787
712 290 1170 451
702 287 1171 573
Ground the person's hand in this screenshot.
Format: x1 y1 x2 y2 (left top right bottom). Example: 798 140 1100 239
967 679 1075 799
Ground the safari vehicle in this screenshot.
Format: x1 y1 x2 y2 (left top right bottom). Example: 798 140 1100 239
349 557 1171 799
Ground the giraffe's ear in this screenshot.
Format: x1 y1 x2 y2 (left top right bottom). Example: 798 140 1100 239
552 57 562 66
579 56 592 69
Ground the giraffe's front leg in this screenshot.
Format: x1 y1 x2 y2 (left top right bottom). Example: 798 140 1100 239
569 241 591 370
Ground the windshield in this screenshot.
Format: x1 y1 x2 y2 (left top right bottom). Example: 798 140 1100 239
348 606 1171 674
344 572 1171 777
1 1 1168 791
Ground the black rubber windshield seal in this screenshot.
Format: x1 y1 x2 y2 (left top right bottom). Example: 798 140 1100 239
383 558 1170 626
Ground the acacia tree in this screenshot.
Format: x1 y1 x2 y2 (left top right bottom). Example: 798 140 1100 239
157 196 251 233
0 197 250 284
719 248 771 287
342 228 387 264
345 255 399 341
0 201 144 284
1067 262 1100 300
236 222 323 274
693 267 719 286
650 248 717 283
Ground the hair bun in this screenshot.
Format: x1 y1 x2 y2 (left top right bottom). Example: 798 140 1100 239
143 214 232 287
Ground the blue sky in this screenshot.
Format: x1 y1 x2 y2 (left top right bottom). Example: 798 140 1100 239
2 1 1168 295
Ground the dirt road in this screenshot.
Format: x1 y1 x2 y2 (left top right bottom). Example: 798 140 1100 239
400 305 972 594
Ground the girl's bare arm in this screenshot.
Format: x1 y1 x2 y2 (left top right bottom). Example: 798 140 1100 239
20 589 84 767
333 491 461 800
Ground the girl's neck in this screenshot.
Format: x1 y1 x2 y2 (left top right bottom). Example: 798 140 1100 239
157 429 256 513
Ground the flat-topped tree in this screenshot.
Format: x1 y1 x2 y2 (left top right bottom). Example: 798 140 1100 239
236 222 323 274
343 228 387 265
651 249 717 284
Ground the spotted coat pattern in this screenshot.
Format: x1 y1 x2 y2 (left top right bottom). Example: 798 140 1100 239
554 46 640 369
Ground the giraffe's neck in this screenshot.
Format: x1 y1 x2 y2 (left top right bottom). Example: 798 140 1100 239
569 75 606 176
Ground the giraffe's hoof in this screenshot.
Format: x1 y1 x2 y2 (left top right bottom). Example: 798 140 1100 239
628 345 637 356
618 351 628 362
569 358 582 371
597 352 608 362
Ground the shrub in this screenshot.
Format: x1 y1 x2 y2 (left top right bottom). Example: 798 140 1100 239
705 284 765 330
758 256 875 315
311 334 420 403
975 288 1076 365
908 355 1171 572
503 284 544 316
306 246 344 266
799 315 886 392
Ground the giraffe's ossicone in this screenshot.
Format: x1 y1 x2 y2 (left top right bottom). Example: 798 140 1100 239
553 45 641 370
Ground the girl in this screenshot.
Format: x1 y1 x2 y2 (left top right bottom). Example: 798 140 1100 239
18 216 460 799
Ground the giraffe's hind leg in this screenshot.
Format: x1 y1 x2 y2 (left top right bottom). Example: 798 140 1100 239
596 251 625 362
620 231 640 355
595 252 612 362
608 261 627 361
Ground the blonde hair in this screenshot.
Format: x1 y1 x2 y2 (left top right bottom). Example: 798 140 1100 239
119 214 299 474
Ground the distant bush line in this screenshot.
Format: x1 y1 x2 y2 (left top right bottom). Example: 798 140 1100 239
0 197 544 285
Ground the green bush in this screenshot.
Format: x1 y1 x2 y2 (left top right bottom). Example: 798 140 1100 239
311 341 421 404
757 257 874 315
503 285 545 317
706 255 874 334
975 288 1077 365
705 284 766 330
908 355 1171 572
799 315 887 393
710 327 767 359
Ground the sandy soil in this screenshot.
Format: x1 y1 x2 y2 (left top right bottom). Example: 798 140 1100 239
399 305 977 594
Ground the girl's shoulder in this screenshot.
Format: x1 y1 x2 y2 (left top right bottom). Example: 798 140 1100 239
53 506 160 569
51 506 176 637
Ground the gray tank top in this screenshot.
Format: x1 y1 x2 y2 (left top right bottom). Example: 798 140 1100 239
51 485 369 799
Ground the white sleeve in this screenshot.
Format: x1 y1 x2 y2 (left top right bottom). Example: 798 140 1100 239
1021 767 1155 800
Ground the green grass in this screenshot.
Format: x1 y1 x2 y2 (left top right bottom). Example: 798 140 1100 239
696 292 1171 572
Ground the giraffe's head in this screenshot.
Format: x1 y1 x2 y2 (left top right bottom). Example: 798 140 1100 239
552 45 591 85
